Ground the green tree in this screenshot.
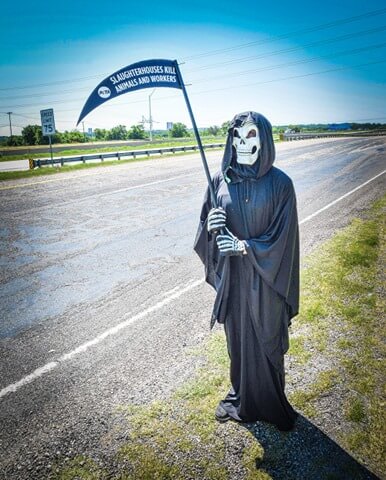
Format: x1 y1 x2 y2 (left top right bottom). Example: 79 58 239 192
128 124 146 139
169 122 188 138
207 125 221 136
6 135 24 146
21 124 43 145
94 128 108 140
221 121 231 135
108 125 128 140
61 130 86 143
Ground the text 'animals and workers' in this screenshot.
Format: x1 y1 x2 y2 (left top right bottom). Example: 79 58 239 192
110 65 178 93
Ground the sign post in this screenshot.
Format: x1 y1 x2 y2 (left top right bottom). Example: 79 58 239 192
40 108 56 167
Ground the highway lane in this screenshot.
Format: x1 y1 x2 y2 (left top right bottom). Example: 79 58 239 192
0 136 385 479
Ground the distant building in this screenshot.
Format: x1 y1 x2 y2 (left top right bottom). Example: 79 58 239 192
328 123 351 131
166 122 173 130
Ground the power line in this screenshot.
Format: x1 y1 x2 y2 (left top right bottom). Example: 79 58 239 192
0 94 149 110
14 58 386 120
186 25 386 72
182 7 386 60
2 24 385 107
190 42 386 85
1 86 94 102
0 74 110 93
341 116 386 122
189 59 386 96
0 7 385 93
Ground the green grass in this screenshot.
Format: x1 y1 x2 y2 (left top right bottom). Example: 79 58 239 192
111 331 267 480
344 398 366 422
0 135 282 162
52 330 267 479
289 194 386 475
0 137 226 162
289 370 339 418
53 456 108 480
287 335 312 364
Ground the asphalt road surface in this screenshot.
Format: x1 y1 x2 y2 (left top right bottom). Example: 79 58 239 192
0 136 385 479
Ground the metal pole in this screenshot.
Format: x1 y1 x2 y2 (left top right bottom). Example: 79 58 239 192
7 112 13 139
48 135 54 167
173 61 217 208
148 89 155 142
82 122 86 141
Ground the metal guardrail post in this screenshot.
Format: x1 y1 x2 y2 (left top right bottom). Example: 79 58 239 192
24 143 226 168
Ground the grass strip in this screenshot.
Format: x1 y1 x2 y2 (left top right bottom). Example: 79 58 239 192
289 195 386 476
0 137 227 162
0 135 282 180
0 149 221 182
0 136 282 162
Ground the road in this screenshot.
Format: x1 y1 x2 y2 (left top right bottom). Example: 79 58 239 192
0 136 385 479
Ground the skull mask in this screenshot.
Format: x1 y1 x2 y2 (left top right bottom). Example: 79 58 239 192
232 121 260 165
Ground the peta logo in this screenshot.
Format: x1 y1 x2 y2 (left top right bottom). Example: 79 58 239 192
98 86 111 99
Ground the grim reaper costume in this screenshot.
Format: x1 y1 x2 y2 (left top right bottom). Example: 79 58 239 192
194 112 299 431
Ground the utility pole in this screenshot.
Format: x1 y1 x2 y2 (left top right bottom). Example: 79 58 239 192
6 112 13 139
82 121 86 141
148 89 155 142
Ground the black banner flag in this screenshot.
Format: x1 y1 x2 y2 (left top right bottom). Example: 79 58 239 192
77 58 217 206
77 59 182 126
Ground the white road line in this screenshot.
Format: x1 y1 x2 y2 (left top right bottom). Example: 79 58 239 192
299 169 386 225
1 169 385 400
0 279 204 399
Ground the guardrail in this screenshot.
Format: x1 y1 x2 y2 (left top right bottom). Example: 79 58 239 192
283 131 386 141
31 143 225 169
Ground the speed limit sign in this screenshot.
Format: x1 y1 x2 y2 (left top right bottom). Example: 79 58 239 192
40 108 56 136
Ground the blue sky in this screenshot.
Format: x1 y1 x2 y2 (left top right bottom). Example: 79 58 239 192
1 0 385 135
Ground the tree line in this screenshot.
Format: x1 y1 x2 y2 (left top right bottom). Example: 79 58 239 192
1 121 384 147
1 121 232 147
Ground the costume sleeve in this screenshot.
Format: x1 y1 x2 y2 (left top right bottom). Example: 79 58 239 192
193 185 218 289
244 178 299 318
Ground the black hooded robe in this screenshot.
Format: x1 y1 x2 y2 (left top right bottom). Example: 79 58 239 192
194 112 299 431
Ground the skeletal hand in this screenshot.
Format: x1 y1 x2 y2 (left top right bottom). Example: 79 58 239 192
216 229 247 256
207 207 226 233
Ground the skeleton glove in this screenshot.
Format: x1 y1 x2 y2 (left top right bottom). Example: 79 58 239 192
216 229 247 257
207 207 227 234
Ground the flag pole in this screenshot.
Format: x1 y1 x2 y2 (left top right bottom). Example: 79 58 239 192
174 61 217 208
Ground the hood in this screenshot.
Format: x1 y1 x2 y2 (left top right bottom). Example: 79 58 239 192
221 111 275 182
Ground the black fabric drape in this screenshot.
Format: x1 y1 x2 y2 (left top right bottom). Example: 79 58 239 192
194 112 299 429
